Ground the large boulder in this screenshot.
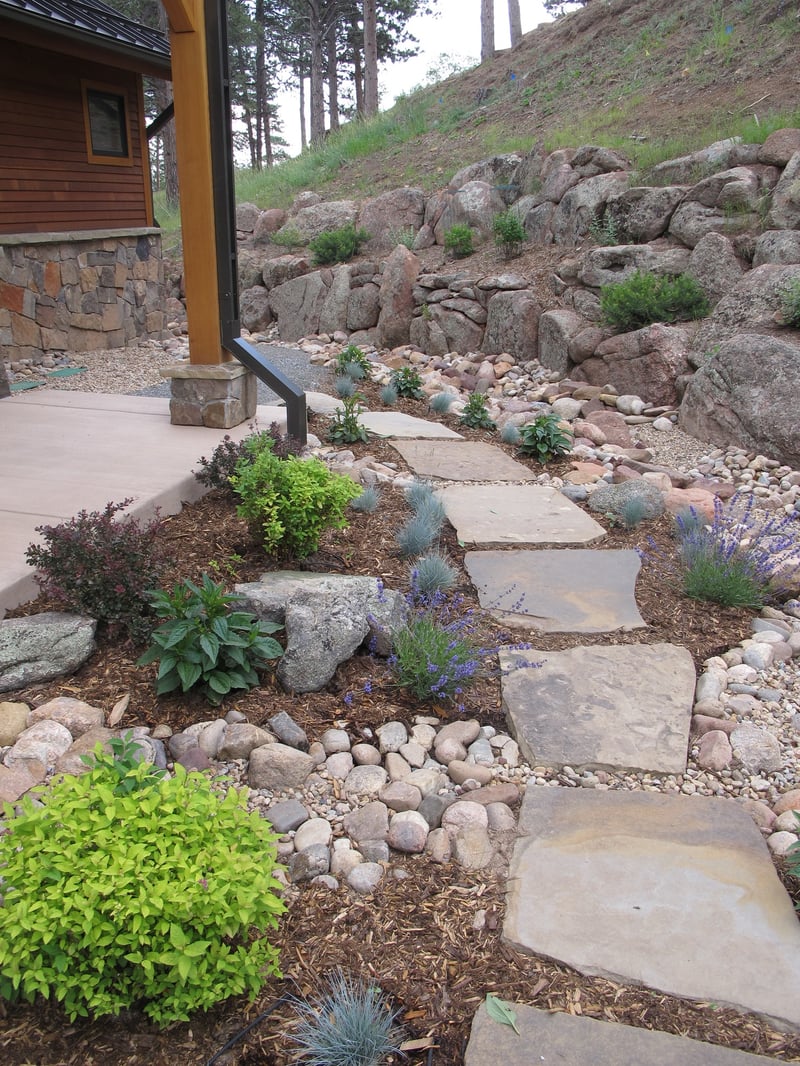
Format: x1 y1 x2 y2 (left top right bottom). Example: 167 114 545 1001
683 166 761 211
669 201 757 249
425 302 485 355
537 309 587 376
606 184 686 243
575 323 696 406
359 187 425 251
649 138 745 184
482 289 540 362
235 202 261 235
262 254 312 290
753 231 800 267
347 282 381 332
377 245 420 349
578 244 690 289
550 171 629 246
687 233 745 307
433 181 507 244
0 614 96 693
690 264 800 364
449 155 524 203
759 129 800 166
273 200 358 244
767 150 800 230
239 286 273 332
680 333 800 467
318 265 352 336
268 270 329 341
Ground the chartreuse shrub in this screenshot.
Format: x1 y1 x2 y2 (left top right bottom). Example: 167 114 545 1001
600 270 709 331
0 753 285 1025
231 449 361 557
309 222 370 266
25 499 165 643
137 573 283 705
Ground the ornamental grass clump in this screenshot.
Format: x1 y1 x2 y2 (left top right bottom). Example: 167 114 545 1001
671 492 800 608
0 750 285 1026
25 499 165 643
290 971 403 1066
389 590 488 705
410 550 458 597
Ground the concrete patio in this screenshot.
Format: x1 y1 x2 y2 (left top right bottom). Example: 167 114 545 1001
0 390 285 617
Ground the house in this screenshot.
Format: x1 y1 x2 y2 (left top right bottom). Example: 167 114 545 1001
0 0 171 368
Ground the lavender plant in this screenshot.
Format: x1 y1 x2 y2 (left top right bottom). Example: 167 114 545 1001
671 492 800 608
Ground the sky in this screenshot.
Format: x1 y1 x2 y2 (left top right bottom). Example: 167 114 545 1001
278 0 554 156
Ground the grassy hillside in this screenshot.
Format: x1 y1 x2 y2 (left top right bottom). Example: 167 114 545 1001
155 0 800 230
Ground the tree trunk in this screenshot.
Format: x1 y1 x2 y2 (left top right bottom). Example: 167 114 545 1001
480 0 494 61
363 0 379 117
327 21 340 131
254 0 266 168
353 46 364 116
508 0 522 47
299 73 307 150
156 5 178 206
308 0 326 143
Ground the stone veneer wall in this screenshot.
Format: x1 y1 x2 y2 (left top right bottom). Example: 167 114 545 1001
0 229 166 366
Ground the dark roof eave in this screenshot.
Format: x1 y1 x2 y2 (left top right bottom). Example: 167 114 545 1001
0 7 171 78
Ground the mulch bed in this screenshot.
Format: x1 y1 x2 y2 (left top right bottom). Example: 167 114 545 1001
4 401 800 1065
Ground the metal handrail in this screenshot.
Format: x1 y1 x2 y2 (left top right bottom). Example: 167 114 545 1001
223 336 307 444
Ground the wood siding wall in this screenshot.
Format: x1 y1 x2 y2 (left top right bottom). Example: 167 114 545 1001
0 40 152 235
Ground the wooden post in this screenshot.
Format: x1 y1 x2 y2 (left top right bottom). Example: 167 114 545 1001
160 0 225 364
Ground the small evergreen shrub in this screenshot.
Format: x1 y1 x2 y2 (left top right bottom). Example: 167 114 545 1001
390 366 425 399
379 383 398 406
410 551 458 597
518 414 572 463
600 271 710 332
459 392 496 431
290 972 402 1066
780 276 800 327
429 391 455 414
444 223 474 258
328 395 369 445
309 223 370 266
350 485 381 514
493 209 526 258
334 374 357 398
0 758 285 1025
25 500 165 643
232 451 361 557
500 422 521 445
137 573 283 705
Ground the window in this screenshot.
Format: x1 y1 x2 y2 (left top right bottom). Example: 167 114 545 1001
81 82 132 165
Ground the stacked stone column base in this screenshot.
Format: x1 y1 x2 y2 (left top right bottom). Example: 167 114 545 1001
161 362 257 429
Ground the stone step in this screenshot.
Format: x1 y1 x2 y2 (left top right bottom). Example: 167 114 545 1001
391 438 536 482
500 643 695 775
466 548 644 632
437 483 606 544
465 1002 783 1065
503 789 800 1032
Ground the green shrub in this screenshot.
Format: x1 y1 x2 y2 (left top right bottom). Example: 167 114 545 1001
600 271 710 331
290 972 402 1066
232 450 361 557
194 426 295 490
309 223 370 266
334 343 372 378
0 758 284 1025
493 210 526 258
444 223 474 258
459 392 496 431
518 414 572 463
780 276 800 327
328 394 370 445
390 365 425 399
137 573 283 705
25 500 165 643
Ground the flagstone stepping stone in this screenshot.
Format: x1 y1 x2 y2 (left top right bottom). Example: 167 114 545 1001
500 643 694 774
466 549 645 632
503 789 800 1032
360 411 463 438
436 484 606 544
465 1002 782 1065
391 440 535 482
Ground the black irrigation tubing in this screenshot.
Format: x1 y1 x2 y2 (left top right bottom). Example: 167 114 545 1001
204 993 293 1066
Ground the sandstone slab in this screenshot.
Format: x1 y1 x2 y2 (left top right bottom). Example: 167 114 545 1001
437 484 605 545
504 789 800 1031
500 643 695 774
361 412 462 439
390 440 535 482
466 549 644 632
466 1002 783 1066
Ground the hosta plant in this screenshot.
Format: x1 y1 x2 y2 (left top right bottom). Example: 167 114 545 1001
138 573 282 705
518 414 572 463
